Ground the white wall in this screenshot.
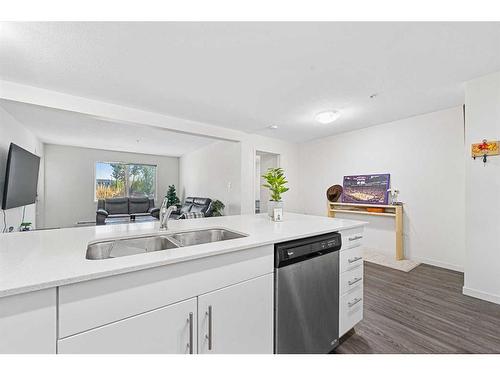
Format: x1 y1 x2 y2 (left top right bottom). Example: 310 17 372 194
463 71 500 304
299 107 466 271
0 106 44 232
43 144 179 228
179 140 242 216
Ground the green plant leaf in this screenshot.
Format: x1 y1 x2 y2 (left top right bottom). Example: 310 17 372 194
261 167 289 202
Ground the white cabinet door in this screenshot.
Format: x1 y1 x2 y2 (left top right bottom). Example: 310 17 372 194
58 298 197 354
0 288 56 354
197 274 273 354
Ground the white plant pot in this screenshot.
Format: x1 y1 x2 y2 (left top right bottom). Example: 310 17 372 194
268 200 284 219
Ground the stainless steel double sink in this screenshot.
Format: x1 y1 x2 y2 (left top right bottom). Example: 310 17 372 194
86 228 248 260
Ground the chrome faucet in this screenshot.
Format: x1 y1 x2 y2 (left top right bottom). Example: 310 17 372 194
159 198 177 231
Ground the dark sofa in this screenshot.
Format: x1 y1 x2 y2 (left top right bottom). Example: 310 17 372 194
172 197 213 219
96 197 159 225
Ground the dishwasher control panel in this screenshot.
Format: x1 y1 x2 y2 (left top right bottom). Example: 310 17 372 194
275 232 342 267
321 238 340 249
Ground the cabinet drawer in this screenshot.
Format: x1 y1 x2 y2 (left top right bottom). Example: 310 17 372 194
59 245 273 338
58 298 197 354
339 265 363 296
340 228 364 250
339 287 363 337
340 246 363 273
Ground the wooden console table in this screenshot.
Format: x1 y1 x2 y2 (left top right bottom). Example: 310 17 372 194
327 201 404 260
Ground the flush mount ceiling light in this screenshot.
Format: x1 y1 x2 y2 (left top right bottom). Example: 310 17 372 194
268 125 279 129
315 111 341 124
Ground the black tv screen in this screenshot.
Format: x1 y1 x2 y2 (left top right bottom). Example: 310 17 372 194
2 143 40 210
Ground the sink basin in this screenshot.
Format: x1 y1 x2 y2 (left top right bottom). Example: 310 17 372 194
86 235 179 260
86 228 247 260
169 228 247 247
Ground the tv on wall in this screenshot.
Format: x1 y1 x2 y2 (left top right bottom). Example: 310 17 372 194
2 143 41 210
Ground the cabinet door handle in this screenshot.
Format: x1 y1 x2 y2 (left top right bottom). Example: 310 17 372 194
348 235 363 241
348 256 363 263
205 305 213 351
187 312 194 354
348 297 363 308
348 277 363 286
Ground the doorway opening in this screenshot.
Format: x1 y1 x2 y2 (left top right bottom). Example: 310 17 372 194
255 151 280 214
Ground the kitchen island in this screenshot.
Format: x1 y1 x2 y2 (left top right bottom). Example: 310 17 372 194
0 213 366 354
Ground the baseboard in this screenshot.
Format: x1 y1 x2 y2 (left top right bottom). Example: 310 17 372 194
361 250 464 273
463 287 500 305
412 257 464 272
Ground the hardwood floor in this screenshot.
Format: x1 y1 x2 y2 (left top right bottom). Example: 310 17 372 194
335 262 500 353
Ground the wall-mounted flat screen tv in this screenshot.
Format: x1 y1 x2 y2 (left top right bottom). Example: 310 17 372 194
2 143 40 210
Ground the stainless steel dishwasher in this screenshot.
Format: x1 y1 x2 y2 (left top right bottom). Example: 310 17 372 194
274 232 342 354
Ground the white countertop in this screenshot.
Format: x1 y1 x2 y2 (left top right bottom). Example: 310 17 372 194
0 213 366 298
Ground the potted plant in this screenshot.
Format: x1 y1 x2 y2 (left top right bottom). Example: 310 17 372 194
262 167 289 219
165 185 180 209
20 222 32 231
211 200 225 216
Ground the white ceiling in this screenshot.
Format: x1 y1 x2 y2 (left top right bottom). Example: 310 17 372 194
1 22 500 142
0 99 217 157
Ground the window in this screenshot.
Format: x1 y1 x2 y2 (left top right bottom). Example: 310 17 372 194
95 162 157 200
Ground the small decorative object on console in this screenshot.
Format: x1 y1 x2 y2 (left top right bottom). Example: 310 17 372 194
326 185 343 202
366 207 385 213
387 188 400 205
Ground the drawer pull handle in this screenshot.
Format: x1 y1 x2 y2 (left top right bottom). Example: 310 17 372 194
348 256 363 264
205 305 213 351
348 235 363 241
348 277 362 286
187 312 194 354
348 297 363 308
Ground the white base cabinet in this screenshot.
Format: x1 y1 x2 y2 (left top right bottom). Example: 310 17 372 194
58 298 197 354
198 274 273 354
339 229 364 337
54 245 274 354
58 274 273 354
58 245 273 338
